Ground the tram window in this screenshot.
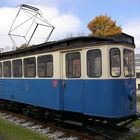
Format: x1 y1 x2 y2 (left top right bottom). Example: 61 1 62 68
24 57 36 77
66 52 81 78
87 49 102 78
12 59 22 77
3 61 11 77
123 49 134 77
0 62 2 77
136 73 140 78
110 48 121 77
37 55 53 77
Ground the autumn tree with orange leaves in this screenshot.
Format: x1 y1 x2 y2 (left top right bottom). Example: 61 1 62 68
87 15 122 36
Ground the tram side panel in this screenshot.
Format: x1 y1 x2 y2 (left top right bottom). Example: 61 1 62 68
83 79 136 119
0 52 62 111
23 79 61 110
83 45 136 119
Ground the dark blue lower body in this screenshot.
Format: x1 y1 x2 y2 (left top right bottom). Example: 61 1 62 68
83 79 136 118
0 78 136 119
0 79 61 110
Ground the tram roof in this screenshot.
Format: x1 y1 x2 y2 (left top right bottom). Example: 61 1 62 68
0 33 135 59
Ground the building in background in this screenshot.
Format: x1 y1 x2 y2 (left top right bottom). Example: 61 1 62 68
135 54 140 90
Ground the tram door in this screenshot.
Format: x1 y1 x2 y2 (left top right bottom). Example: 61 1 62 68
62 51 83 113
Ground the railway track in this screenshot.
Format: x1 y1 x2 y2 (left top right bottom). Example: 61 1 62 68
0 109 139 140
0 109 104 140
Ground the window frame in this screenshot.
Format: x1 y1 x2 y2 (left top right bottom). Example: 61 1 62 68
66 52 81 78
136 72 140 78
123 49 135 77
37 54 53 78
0 62 2 77
12 59 22 78
110 48 121 77
3 61 11 78
24 57 36 78
87 49 102 78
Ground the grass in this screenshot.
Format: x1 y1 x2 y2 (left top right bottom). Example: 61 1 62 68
0 118 49 140
137 95 140 103
133 120 140 128
130 120 140 140
130 95 140 140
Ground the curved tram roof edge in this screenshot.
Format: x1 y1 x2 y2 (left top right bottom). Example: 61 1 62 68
0 33 135 59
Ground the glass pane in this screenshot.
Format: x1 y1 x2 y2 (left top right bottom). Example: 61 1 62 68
87 49 102 77
110 48 121 77
24 57 36 77
3 61 11 77
13 59 22 77
124 49 134 77
0 62 2 77
38 55 53 77
46 62 53 77
66 52 81 78
136 73 140 78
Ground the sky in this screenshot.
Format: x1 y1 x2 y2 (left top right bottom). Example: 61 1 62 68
0 0 140 53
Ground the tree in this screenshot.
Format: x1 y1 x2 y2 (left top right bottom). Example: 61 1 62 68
16 43 28 50
87 15 122 36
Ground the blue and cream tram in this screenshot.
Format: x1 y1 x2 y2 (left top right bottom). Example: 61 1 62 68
0 33 137 123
